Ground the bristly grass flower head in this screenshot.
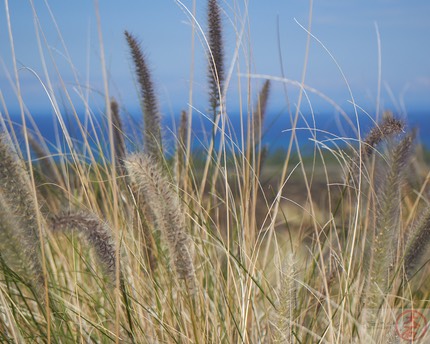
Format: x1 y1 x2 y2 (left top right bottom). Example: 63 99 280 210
125 31 163 163
207 0 224 116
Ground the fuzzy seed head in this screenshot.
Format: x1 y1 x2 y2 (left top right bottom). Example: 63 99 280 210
207 0 224 114
50 212 118 281
125 154 196 291
125 31 163 162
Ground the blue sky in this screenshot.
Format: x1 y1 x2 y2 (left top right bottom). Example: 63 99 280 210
1 0 429 118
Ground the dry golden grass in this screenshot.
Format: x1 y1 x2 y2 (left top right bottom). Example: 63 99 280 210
0 1 429 343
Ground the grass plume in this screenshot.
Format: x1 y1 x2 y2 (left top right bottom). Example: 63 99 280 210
366 133 414 330
404 209 430 280
370 134 413 266
253 80 271 145
50 212 118 281
361 113 404 161
0 134 42 241
125 31 163 162
110 98 127 177
348 113 404 183
207 0 224 115
0 133 45 288
176 109 188 187
125 154 196 292
132 194 158 273
0 193 43 286
272 252 297 343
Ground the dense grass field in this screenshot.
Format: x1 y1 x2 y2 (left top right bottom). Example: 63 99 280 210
1 1 430 343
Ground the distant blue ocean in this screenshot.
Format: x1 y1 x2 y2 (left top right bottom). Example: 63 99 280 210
5 110 430 160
